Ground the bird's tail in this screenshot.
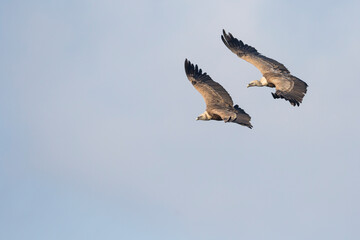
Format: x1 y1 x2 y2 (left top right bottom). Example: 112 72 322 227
233 105 253 129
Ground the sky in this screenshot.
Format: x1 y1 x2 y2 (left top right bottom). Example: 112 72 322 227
1 0 360 239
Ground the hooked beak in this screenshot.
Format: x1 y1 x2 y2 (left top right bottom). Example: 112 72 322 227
247 84 251 88
196 117 199 121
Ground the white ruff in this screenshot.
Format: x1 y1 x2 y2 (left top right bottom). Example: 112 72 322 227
260 77 268 85
204 111 212 119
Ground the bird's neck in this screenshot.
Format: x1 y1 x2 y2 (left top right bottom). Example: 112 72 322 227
259 77 268 86
204 111 212 120
198 111 211 120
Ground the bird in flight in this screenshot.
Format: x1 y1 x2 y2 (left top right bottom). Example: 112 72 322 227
184 59 253 128
221 29 308 106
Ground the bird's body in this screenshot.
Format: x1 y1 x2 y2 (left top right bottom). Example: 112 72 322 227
184 59 252 128
221 30 308 106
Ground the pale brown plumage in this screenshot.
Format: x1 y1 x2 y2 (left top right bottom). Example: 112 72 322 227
221 29 308 106
184 59 252 128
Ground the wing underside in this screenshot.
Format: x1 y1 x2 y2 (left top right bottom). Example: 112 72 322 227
221 30 289 75
184 59 233 108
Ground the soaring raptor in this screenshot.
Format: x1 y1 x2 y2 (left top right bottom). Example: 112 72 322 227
184 59 252 128
221 30 308 106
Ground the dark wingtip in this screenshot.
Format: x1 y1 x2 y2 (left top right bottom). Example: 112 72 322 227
221 34 231 49
184 58 193 76
185 58 190 68
184 59 206 79
221 29 231 42
221 35 227 46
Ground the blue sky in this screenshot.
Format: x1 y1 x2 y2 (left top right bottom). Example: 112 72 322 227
1 0 360 239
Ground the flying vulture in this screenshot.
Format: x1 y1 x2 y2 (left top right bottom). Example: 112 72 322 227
221 30 308 106
184 59 252 128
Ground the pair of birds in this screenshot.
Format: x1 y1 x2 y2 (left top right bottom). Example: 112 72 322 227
185 30 308 129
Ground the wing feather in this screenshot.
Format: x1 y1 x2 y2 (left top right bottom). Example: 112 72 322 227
221 29 289 75
270 76 308 106
184 59 233 108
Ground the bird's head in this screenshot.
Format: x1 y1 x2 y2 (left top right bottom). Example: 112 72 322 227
247 80 262 88
196 111 211 121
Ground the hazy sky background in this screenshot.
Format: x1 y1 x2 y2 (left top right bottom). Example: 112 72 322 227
1 0 360 239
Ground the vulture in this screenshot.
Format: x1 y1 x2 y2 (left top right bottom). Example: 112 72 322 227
221 30 308 106
184 59 252 128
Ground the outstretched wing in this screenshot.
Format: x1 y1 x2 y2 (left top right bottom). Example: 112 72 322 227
184 59 233 108
270 76 308 106
221 29 289 75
